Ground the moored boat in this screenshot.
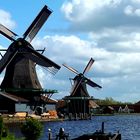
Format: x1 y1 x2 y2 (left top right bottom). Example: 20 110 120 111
72 122 121 140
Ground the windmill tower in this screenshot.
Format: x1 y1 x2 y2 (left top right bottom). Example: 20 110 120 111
63 58 101 119
0 6 61 110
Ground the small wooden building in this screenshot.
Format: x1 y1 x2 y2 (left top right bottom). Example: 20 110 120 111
0 92 29 113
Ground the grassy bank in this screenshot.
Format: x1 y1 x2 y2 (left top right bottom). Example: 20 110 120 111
1 135 24 140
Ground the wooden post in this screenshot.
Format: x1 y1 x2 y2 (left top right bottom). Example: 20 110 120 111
48 128 52 140
101 122 104 133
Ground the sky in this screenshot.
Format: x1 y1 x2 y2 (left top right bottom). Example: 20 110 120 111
0 0 140 103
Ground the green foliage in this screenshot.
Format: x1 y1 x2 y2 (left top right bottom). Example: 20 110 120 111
0 117 3 140
1 133 15 140
21 118 43 140
96 97 132 105
1 133 24 140
2 126 8 138
0 117 9 140
0 117 22 140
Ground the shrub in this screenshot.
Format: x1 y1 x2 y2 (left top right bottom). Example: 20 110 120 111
0 117 8 140
1 133 15 140
0 117 3 140
21 118 43 140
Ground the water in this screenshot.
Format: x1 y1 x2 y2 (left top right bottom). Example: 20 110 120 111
9 114 140 140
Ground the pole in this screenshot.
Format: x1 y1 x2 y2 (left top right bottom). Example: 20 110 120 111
48 128 52 140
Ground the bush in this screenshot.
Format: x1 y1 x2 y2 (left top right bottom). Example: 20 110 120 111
1 133 15 140
21 118 43 140
0 117 3 140
0 117 8 140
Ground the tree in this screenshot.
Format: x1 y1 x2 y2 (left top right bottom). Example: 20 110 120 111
95 97 131 105
21 118 43 140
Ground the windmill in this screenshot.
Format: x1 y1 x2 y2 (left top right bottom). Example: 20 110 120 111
63 58 101 118
0 5 61 111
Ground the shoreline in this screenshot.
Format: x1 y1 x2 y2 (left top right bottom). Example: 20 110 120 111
2 112 140 125
3 117 64 125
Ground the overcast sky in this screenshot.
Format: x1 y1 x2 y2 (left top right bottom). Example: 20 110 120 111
0 0 140 103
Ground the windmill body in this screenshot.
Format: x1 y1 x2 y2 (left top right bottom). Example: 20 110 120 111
63 58 101 119
0 6 61 112
72 74 90 97
1 39 41 90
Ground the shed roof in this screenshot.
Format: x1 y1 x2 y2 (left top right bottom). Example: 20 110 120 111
0 92 29 103
89 100 99 108
41 95 58 104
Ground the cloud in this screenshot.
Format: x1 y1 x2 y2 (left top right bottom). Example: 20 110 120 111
32 34 140 102
93 73 140 103
131 0 140 4
61 0 122 22
0 8 16 85
0 9 16 29
32 35 105 98
124 5 140 16
89 28 140 53
34 0 140 103
1 1 140 103
61 0 140 32
32 35 114 72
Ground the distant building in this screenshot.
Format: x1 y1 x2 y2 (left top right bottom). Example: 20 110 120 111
102 106 114 114
118 105 130 113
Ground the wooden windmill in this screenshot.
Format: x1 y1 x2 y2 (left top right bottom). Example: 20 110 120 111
0 5 61 111
63 58 101 118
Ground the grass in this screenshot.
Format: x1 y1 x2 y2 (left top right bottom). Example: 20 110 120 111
1 134 24 140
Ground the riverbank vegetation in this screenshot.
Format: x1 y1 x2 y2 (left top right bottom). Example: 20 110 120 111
21 118 43 140
0 116 43 140
95 97 132 105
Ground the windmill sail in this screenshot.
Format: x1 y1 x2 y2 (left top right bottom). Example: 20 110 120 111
0 45 18 73
63 64 79 75
83 58 94 74
23 5 52 42
0 5 60 75
0 24 17 41
70 76 84 96
85 77 102 89
19 45 60 73
63 58 102 97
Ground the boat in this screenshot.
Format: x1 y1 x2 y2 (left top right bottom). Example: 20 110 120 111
72 122 121 140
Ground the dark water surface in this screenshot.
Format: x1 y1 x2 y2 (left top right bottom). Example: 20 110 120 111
9 114 140 140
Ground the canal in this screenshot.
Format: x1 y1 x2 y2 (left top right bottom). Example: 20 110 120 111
9 114 140 140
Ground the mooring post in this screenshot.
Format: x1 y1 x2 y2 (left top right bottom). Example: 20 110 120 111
48 128 52 140
101 122 104 133
69 113 72 121
55 128 69 140
89 113 92 120
74 113 78 120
